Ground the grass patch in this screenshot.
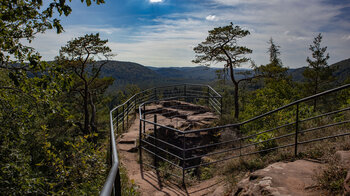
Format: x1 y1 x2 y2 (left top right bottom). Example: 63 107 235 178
316 155 348 195
120 164 140 196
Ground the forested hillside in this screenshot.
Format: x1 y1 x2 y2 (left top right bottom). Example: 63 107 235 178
101 59 350 92
288 58 350 83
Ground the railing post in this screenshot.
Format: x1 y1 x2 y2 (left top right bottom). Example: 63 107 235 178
154 115 158 168
294 103 299 157
109 138 115 196
207 86 210 107
122 105 125 133
139 108 143 178
116 109 119 134
182 132 186 186
126 102 129 128
109 133 113 172
220 96 223 116
134 96 137 114
115 169 121 196
154 88 157 101
143 104 146 133
184 84 186 97
239 139 242 157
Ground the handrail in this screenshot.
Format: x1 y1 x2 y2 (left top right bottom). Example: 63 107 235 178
100 83 222 195
102 82 350 192
238 83 350 126
100 111 120 196
185 83 350 134
138 83 350 186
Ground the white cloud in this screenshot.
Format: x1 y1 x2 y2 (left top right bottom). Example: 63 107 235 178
342 35 350 40
149 0 163 3
206 15 218 21
27 25 122 60
28 0 350 68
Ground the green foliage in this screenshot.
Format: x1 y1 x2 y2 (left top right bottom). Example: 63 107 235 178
119 166 140 196
56 33 113 135
199 165 214 180
0 0 113 194
193 22 253 119
267 38 282 66
225 157 265 174
251 132 277 155
192 22 252 68
0 0 104 64
0 59 109 194
317 156 348 195
258 38 288 85
125 84 141 97
303 33 334 103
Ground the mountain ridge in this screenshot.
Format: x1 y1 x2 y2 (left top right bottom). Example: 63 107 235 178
100 59 350 92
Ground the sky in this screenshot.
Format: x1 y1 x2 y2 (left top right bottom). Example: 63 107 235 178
29 0 350 68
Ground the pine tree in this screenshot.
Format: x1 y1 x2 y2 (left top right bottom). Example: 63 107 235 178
303 33 333 111
193 23 253 119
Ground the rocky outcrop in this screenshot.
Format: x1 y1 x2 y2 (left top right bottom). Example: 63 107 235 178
234 160 325 196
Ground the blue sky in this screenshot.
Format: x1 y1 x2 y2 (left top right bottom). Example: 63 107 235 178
30 0 350 68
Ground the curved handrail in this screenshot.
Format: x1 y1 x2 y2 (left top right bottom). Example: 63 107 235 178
100 111 120 195
102 82 350 193
137 83 350 186
183 83 350 134
100 83 222 195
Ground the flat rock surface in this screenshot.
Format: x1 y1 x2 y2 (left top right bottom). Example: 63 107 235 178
235 160 325 196
144 100 218 131
335 151 350 168
119 113 225 196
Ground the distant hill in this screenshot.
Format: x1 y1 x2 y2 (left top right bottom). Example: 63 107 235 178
101 61 251 91
147 66 218 80
288 58 350 83
332 58 350 83
100 59 350 92
101 61 160 90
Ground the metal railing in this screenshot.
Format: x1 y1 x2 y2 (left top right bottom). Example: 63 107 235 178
100 84 222 195
138 83 350 185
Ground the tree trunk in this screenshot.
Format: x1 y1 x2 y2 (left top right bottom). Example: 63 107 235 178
234 82 239 119
83 82 90 134
228 64 239 119
89 92 97 133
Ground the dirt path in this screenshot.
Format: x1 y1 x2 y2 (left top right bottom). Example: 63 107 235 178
117 114 225 196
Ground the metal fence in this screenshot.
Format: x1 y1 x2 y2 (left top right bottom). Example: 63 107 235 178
101 83 350 195
138 83 350 186
100 84 222 196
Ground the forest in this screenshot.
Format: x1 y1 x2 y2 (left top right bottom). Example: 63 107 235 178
1 1 350 195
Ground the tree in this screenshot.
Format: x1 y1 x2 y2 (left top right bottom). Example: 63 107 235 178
258 38 288 81
57 33 113 135
193 23 253 119
268 38 281 65
303 33 333 110
0 0 104 65
0 1 109 194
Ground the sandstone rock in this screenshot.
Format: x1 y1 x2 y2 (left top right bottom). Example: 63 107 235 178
336 151 350 196
210 185 225 196
335 151 350 168
235 160 324 196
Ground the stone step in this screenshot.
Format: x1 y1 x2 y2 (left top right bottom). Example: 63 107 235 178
119 140 136 144
118 143 138 152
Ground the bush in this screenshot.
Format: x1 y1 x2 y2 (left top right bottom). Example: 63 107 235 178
316 157 348 195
